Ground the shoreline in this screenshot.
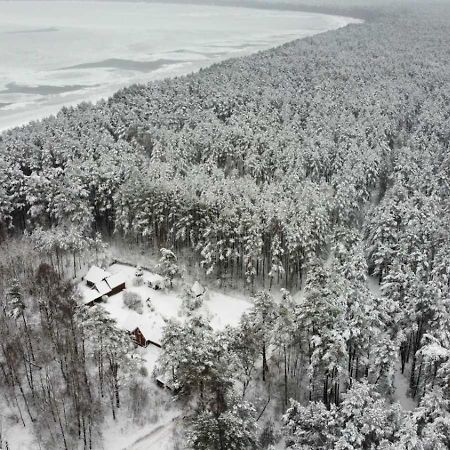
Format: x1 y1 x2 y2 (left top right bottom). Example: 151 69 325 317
0 0 376 21
0 2 362 133
139 0 375 20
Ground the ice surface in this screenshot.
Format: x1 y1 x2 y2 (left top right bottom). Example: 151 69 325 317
0 1 361 131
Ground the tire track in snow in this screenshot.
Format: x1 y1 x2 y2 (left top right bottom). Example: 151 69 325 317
126 416 180 450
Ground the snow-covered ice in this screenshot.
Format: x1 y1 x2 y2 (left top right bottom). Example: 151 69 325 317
0 1 361 131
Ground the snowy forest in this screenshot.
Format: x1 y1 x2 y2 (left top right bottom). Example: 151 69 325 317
1 0 450 449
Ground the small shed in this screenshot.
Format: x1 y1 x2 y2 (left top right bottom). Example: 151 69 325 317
145 273 166 290
123 312 164 348
191 281 206 298
156 374 176 391
130 327 148 347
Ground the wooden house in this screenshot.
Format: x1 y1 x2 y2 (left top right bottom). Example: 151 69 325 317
84 266 110 288
82 266 126 306
104 273 126 296
130 326 149 347
123 312 164 348
191 280 206 297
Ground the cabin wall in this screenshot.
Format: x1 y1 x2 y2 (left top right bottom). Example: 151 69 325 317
147 340 162 349
109 282 126 296
132 328 147 347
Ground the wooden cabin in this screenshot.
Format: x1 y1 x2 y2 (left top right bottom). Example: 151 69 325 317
82 266 126 306
105 273 126 296
145 273 166 290
191 281 206 297
130 327 148 347
84 266 110 288
123 312 164 348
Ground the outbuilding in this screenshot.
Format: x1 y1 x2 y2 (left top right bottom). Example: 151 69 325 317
191 281 206 297
123 312 164 348
145 273 167 291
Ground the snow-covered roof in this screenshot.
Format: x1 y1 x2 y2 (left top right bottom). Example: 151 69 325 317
81 267 127 304
146 273 165 283
81 288 103 305
122 311 141 332
191 281 205 297
85 266 110 285
123 311 164 346
139 316 164 345
156 374 175 390
95 280 111 297
106 273 126 290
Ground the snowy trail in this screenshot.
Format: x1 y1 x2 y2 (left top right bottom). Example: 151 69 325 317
393 363 417 411
126 417 180 450
367 276 417 411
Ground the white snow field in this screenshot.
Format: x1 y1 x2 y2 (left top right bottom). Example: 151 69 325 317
0 1 361 131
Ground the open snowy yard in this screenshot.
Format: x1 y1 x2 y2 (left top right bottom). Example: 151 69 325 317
105 262 252 329
77 262 253 381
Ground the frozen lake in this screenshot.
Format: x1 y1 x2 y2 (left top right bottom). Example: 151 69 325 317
0 1 360 131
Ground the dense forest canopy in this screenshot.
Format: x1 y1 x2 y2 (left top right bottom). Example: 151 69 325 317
1 0 450 448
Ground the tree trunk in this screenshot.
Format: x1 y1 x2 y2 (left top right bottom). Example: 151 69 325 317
284 345 288 407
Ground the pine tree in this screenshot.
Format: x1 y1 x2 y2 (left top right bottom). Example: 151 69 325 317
156 248 181 288
248 290 278 382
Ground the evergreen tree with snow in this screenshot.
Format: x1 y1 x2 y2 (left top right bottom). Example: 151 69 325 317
156 247 181 287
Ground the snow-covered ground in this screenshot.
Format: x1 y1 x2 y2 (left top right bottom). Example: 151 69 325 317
367 275 418 411
393 362 417 411
0 1 361 131
75 262 253 449
105 262 252 329
101 407 181 450
0 405 39 450
78 262 252 380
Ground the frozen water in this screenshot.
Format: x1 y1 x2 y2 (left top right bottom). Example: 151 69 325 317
0 1 360 131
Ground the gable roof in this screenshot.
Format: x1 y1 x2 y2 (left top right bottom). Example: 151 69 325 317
123 311 164 347
191 281 205 297
106 273 126 290
95 280 111 297
145 273 165 284
85 266 110 285
82 267 126 304
79 284 104 305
